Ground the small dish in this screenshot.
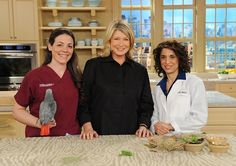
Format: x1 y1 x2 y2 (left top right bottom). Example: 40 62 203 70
77 40 85 46
206 136 228 146
48 21 63 27
217 74 228 80
88 20 99 27
68 17 82 27
208 143 229 153
72 0 84 7
184 142 204 152
88 0 101 7
59 0 68 7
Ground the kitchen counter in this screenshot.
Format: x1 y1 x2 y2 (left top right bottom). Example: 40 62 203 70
207 91 236 107
0 135 235 166
0 91 16 112
1 91 236 110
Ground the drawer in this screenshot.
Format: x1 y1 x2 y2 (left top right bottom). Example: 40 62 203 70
216 83 236 92
202 125 236 136
207 108 236 125
0 113 25 138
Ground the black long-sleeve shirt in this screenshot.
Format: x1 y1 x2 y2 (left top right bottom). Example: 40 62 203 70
78 55 154 135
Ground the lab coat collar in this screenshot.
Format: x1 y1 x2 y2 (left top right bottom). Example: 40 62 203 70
157 70 186 96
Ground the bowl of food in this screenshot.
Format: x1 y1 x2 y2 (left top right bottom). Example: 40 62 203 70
218 70 229 80
206 136 229 153
181 134 205 152
208 144 229 153
217 74 228 80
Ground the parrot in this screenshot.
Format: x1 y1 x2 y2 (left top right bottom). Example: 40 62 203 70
39 88 57 136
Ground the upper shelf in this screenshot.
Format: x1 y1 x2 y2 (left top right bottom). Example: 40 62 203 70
41 46 104 55
40 7 106 16
40 26 106 35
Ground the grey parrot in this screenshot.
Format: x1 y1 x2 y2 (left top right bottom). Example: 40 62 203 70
39 88 57 125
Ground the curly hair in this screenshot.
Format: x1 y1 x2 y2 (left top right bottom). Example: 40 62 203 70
153 40 190 77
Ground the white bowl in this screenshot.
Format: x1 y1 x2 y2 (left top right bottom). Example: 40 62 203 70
88 20 99 27
46 2 56 7
48 21 63 27
88 0 101 7
217 74 228 80
59 1 68 7
77 40 85 46
72 0 84 7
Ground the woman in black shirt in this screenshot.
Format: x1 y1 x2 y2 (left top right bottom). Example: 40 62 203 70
78 20 154 139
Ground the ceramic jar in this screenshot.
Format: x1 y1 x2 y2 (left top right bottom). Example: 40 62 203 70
85 38 91 46
77 40 85 46
91 39 98 46
59 0 68 7
68 17 82 27
72 0 84 7
46 0 57 7
98 39 103 46
88 0 101 7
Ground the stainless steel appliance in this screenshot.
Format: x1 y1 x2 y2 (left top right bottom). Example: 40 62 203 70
0 43 37 90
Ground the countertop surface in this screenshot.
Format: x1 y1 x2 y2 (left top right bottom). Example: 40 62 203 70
0 134 235 166
207 91 236 108
1 91 236 112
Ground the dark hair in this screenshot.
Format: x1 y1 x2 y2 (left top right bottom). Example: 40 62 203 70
153 40 190 77
42 28 81 88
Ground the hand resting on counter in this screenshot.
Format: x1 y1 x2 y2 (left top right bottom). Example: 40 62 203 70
80 122 153 140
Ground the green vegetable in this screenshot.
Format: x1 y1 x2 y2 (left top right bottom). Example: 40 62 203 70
218 70 229 74
119 150 133 156
181 135 204 144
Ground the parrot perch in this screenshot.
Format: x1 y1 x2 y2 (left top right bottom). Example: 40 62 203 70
39 88 57 136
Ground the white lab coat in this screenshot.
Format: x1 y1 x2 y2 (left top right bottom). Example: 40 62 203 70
151 73 208 134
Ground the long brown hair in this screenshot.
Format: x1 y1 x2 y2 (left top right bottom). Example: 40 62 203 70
42 28 82 88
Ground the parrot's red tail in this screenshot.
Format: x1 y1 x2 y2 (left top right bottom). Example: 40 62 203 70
40 125 50 136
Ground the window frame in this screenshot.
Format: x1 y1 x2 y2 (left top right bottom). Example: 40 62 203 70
113 0 236 73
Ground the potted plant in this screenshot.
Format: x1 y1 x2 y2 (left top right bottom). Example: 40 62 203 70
218 70 229 80
181 134 205 152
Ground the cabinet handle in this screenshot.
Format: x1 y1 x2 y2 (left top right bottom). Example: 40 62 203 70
14 36 17 39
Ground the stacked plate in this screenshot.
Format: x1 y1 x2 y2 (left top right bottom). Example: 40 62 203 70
48 21 63 27
72 0 85 7
67 17 82 27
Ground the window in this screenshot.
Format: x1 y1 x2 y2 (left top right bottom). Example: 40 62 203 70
163 0 194 68
117 0 236 72
121 0 152 70
205 0 236 70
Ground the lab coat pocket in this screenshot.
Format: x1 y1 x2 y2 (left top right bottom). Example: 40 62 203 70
172 93 190 120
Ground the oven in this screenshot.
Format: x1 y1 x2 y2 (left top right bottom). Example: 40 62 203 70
0 43 37 90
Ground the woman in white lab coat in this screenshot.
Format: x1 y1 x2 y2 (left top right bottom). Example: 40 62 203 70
150 40 208 135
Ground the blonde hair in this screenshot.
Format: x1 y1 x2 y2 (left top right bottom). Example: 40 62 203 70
100 20 135 59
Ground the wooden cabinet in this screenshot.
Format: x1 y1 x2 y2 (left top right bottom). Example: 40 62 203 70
0 112 25 138
202 107 236 136
0 91 24 138
0 0 38 41
215 83 236 98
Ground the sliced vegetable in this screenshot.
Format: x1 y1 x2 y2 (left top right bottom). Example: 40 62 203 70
119 150 133 156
